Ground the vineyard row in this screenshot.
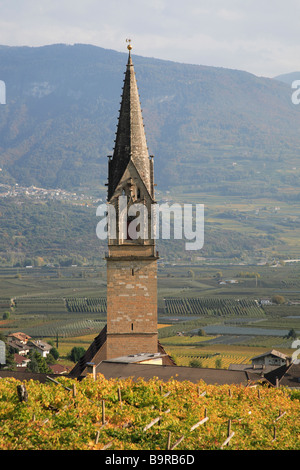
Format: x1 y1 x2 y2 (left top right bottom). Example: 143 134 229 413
164 297 265 317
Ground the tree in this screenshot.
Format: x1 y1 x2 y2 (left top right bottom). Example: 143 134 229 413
27 355 39 373
272 295 285 305
50 347 59 360
2 311 10 320
215 358 222 369
189 358 203 368
287 328 297 340
197 329 206 336
69 347 86 363
27 351 52 373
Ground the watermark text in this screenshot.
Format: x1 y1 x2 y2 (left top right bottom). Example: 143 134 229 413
96 196 204 251
291 80 300 105
0 80 6 104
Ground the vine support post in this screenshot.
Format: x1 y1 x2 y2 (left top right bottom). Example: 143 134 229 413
167 432 171 450
102 400 106 425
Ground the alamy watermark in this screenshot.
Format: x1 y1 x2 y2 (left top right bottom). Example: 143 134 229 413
96 196 204 251
291 80 300 105
0 80 6 104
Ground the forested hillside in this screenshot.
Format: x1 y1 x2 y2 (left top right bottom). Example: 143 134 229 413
0 44 300 196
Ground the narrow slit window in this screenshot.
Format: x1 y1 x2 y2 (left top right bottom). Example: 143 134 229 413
131 323 134 331
131 268 134 276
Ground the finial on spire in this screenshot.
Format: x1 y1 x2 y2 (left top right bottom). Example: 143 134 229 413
126 38 132 52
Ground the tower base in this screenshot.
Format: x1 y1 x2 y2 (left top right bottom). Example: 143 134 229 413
69 325 175 378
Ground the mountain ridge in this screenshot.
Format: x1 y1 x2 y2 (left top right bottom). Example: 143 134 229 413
0 43 299 198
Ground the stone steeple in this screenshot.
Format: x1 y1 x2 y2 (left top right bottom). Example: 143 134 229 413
108 45 153 201
68 44 175 378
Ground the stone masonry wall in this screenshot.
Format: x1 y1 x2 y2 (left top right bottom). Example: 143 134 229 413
106 256 158 358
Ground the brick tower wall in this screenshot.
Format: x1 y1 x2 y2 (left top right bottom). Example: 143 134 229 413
106 256 158 359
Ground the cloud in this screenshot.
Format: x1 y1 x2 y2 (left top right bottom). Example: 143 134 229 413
0 0 299 76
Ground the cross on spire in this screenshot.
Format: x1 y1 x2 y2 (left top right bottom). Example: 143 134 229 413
126 38 132 52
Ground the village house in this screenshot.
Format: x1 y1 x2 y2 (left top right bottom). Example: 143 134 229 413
29 339 52 358
14 353 31 369
251 350 289 368
8 332 31 344
7 336 30 356
6 333 53 360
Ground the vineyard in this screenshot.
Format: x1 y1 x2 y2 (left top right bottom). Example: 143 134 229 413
13 297 66 314
65 298 107 314
0 298 13 308
173 352 252 369
12 296 266 317
159 335 257 368
17 319 107 339
164 298 265 317
0 375 299 450
12 297 107 315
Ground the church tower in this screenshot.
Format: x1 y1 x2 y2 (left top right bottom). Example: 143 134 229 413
69 43 175 378
105 41 158 359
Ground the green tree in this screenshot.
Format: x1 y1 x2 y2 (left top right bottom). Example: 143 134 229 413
27 351 52 373
287 328 297 340
197 329 206 336
69 347 86 363
189 358 203 368
49 347 59 360
215 358 222 369
27 355 39 373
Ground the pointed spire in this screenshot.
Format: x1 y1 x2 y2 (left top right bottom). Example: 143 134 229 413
108 42 152 200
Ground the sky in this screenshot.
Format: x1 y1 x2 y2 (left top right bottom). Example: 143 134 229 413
0 0 300 77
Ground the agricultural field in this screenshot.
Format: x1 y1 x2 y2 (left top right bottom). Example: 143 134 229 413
0 263 299 369
159 335 292 369
65 297 107 314
164 298 265 317
0 374 299 450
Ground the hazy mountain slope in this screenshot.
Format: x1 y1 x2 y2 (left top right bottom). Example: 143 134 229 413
274 71 300 85
0 44 300 197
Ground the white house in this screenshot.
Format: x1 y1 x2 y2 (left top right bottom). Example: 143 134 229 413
251 350 289 367
29 340 52 358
